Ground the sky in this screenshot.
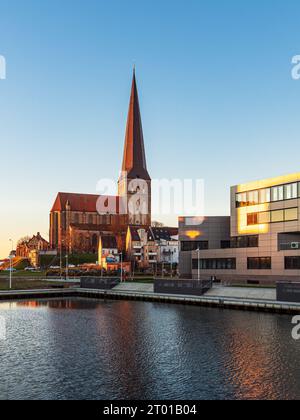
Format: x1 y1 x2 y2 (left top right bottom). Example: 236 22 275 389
1 0 300 258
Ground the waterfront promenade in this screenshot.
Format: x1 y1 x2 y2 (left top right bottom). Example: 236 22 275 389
0 282 299 315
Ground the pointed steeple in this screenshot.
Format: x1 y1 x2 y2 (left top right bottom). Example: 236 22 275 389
121 70 150 181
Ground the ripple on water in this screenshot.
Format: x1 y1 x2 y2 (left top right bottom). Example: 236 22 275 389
0 299 299 400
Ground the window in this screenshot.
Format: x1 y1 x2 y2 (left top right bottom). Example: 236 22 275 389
247 257 272 270
236 181 299 208
271 210 284 223
285 257 300 270
181 241 209 252
271 185 284 202
247 208 298 225
258 211 271 224
236 193 247 208
285 183 298 200
230 236 259 248
248 236 259 247
259 188 271 204
193 258 236 270
247 213 258 226
285 208 298 222
248 190 259 206
221 240 231 249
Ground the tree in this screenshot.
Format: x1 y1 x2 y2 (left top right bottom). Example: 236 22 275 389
17 236 31 246
151 221 165 228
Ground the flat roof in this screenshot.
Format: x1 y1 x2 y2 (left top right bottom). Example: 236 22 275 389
235 172 300 193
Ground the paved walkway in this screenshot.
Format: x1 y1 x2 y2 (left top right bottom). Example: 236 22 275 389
114 282 154 293
114 282 276 301
206 286 276 301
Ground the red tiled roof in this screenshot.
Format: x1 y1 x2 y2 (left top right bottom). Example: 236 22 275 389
51 193 119 213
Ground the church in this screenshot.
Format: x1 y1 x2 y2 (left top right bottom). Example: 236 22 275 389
49 71 152 255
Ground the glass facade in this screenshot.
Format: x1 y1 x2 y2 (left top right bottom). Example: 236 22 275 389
285 257 300 270
247 257 272 270
193 258 236 270
221 236 259 249
247 208 298 226
181 241 209 252
236 182 299 208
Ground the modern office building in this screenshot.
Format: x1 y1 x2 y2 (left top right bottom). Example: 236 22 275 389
179 173 300 285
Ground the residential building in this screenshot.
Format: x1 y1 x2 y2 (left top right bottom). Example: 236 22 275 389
126 226 179 270
16 233 49 258
98 236 120 270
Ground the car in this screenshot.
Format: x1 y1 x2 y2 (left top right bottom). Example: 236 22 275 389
24 267 36 271
4 268 17 272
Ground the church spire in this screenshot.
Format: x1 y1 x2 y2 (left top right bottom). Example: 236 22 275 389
121 70 150 181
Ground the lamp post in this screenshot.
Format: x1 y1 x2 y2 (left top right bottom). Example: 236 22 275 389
119 252 123 282
60 234 63 281
65 253 69 281
9 239 13 290
196 248 201 281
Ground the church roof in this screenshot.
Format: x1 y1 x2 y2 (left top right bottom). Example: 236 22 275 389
121 70 150 181
51 192 119 213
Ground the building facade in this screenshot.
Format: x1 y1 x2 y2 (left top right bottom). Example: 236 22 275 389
16 232 50 258
49 71 152 255
126 226 179 270
179 173 300 285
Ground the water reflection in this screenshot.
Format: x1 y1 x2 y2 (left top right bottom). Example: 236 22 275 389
16 299 100 310
0 299 299 400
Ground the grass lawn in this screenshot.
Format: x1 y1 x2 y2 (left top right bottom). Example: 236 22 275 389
0 270 48 278
0 278 77 291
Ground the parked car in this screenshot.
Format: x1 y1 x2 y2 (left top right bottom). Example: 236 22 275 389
4 268 17 272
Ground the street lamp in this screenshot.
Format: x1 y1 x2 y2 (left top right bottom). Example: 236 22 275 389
65 253 69 281
119 252 123 282
9 239 13 290
195 248 201 281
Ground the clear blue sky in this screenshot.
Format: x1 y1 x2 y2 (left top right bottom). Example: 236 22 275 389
1 0 300 258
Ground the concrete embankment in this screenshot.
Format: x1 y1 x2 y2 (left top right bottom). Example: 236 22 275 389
0 284 300 315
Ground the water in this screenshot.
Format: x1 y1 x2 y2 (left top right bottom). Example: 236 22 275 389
0 298 299 400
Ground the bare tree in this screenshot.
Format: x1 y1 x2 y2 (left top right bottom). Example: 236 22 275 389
151 221 165 228
17 236 31 246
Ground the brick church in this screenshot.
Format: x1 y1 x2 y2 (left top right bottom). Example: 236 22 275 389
49 71 152 255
